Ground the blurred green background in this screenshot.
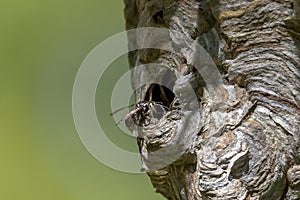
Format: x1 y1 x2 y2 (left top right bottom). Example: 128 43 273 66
0 0 164 199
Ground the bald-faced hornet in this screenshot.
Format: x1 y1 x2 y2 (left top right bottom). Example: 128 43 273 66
110 84 180 127
110 101 169 126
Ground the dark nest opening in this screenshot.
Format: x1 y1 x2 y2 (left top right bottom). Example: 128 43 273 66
144 84 175 109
